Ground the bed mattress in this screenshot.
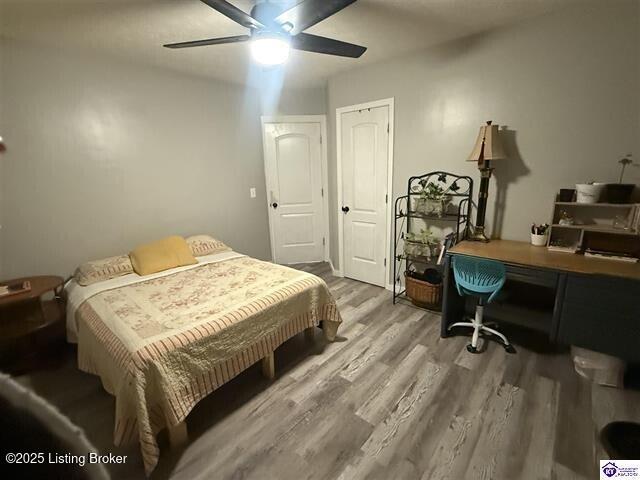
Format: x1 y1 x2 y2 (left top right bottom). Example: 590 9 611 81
65 252 342 474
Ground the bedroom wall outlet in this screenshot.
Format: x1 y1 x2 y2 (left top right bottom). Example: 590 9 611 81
250 187 256 198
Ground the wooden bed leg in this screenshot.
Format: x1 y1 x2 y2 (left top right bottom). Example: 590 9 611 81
304 326 315 342
261 352 275 380
168 421 188 449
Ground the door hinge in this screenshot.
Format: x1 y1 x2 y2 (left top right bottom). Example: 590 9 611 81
385 194 388 204
320 135 323 144
322 237 326 246
321 187 324 197
384 258 387 267
387 123 390 134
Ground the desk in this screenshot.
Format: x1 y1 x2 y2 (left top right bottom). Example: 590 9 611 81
442 240 640 362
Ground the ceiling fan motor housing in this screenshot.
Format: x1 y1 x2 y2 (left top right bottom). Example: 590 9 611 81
250 2 288 35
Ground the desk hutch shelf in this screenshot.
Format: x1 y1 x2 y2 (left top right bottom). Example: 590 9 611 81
547 199 640 256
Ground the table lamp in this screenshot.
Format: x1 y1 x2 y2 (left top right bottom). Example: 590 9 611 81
467 120 506 242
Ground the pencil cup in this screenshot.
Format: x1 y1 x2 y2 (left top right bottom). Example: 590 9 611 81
530 233 548 247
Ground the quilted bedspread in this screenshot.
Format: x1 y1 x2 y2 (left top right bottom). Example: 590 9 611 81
72 255 342 475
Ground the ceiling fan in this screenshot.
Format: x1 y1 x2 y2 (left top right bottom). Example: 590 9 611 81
164 0 366 65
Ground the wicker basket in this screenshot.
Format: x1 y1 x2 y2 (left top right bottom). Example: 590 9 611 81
405 273 442 308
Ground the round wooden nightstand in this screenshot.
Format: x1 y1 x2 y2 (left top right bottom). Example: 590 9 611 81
0 276 66 374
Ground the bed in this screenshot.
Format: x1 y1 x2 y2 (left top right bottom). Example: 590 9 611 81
65 247 342 475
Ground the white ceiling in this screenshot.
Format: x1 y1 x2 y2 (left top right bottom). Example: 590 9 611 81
0 0 585 89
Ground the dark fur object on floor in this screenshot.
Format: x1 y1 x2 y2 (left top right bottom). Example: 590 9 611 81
624 364 640 390
0 373 108 480
600 421 640 460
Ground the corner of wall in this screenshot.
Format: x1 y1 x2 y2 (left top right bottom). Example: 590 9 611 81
325 79 340 270
0 37 5 277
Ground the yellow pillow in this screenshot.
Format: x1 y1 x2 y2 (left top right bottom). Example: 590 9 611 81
129 236 197 276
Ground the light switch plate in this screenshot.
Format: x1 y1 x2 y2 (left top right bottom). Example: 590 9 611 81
250 187 256 198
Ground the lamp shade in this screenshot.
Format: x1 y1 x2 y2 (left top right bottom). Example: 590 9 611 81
467 121 506 162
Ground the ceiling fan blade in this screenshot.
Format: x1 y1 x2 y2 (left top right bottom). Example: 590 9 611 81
164 34 250 49
291 32 366 58
276 0 357 35
200 0 264 30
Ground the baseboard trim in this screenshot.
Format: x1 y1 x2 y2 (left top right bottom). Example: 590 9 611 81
329 262 401 290
328 260 343 277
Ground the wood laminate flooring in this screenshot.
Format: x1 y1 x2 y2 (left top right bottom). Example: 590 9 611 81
17 262 640 480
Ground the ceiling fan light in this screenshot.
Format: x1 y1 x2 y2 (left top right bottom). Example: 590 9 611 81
251 37 290 65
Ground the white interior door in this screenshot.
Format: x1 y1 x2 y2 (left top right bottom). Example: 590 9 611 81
340 105 390 287
263 121 325 265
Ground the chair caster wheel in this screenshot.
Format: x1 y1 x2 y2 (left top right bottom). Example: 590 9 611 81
504 344 517 354
466 344 479 354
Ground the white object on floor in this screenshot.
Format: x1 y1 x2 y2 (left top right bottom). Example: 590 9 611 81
572 346 625 388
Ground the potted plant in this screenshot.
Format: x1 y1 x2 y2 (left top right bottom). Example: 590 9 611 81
605 156 635 203
412 180 452 216
575 180 605 204
404 228 440 259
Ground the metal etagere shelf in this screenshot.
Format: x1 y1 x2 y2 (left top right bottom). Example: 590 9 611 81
393 171 473 310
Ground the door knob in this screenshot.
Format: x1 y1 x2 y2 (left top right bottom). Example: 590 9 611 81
342 206 350 213
272 202 278 209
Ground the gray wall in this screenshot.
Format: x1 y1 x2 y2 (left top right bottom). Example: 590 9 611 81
3 1 638 280
327 1 640 272
0 39 4 276
0 40 324 278
262 85 327 117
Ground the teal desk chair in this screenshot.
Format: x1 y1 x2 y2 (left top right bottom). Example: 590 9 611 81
448 255 515 354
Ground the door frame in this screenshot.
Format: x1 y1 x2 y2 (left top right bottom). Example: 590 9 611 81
261 114 330 264
336 98 395 288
